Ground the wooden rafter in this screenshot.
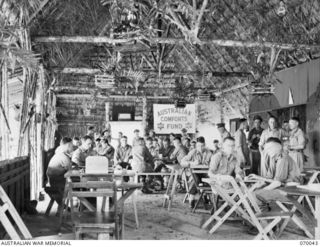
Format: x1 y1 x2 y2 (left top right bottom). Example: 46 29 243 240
53 67 251 77
34 36 320 50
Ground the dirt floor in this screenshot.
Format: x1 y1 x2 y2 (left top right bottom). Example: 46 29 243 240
22 190 313 240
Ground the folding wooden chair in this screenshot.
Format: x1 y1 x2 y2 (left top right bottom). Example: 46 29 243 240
300 170 320 215
0 185 73 240
202 175 293 240
202 176 257 233
189 165 212 213
273 170 320 238
67 178 124 240
0 186 32 240
237 176 313 239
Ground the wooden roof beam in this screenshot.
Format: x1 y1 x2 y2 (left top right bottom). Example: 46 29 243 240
56 93 171 100
52 67 251 77
34 36 320 50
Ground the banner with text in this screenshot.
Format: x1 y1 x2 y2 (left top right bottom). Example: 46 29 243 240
153 104 196 134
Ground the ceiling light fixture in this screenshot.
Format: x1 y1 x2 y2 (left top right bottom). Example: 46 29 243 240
276 1 287 17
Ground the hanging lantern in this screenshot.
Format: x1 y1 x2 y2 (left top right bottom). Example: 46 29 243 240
276 1 287 17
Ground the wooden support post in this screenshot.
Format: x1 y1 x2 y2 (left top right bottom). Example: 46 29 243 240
1 62 10 159
35 64 45 199
142 97 148 137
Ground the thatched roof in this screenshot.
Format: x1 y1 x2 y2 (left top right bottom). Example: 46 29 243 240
4 0 320 115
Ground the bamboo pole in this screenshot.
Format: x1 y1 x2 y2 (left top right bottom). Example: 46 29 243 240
57 93 171 100
35 64 45 200
0 62 10 159
33 36 320 50
53 67 251 77
142 97 148 137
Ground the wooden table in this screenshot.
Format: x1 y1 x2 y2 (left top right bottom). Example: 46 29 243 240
280 186 320 239
162 163 181 210
59 170 142 230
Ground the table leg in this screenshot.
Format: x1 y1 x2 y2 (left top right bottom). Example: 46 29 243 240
132 192 139 228
163 169 174 208
315 196 320 239
168 170 178 210
58 184 69 232
182 169 190 203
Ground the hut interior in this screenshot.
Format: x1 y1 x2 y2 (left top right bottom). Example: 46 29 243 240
1 0 320 241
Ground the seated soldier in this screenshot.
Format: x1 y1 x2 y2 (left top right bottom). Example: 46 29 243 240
46 137 73 214
131 138 155 194
72 137 81 153
190 140 196 151
71 135 94 169
115 136 132 169
209 137 244 178
182 137 191 152
170 136 188 164
152 138 161 154
181 137 213 208
211 139 220 155
159 138 174 161
146 137 159 158
96 138 115 167
248 137 302 210
95 138 102 149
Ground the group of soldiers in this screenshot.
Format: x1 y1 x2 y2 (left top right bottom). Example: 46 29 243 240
45 115 306 216
216 115 306 176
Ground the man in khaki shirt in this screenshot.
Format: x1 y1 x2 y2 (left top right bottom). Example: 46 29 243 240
288 117 306 172
234 118 250 169
217 123 231 142
72 135 94 168
170 136 188 164
209 137 244 178
46 137 74 214
248 137 302 207
181 136 212 208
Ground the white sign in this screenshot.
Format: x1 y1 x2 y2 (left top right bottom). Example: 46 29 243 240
153 104 196 134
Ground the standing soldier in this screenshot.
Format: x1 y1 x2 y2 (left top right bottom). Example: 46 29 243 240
288 117 306 172
248 115 264 175
259 115 284 177
234 118 250 169
217 123 231 142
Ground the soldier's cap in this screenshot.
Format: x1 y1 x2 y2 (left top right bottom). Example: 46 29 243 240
181 128 187 133
253 115 262 122
134 129 140 133
216 123 225 128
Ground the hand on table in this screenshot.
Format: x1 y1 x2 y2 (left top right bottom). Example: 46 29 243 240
191 160 200 167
